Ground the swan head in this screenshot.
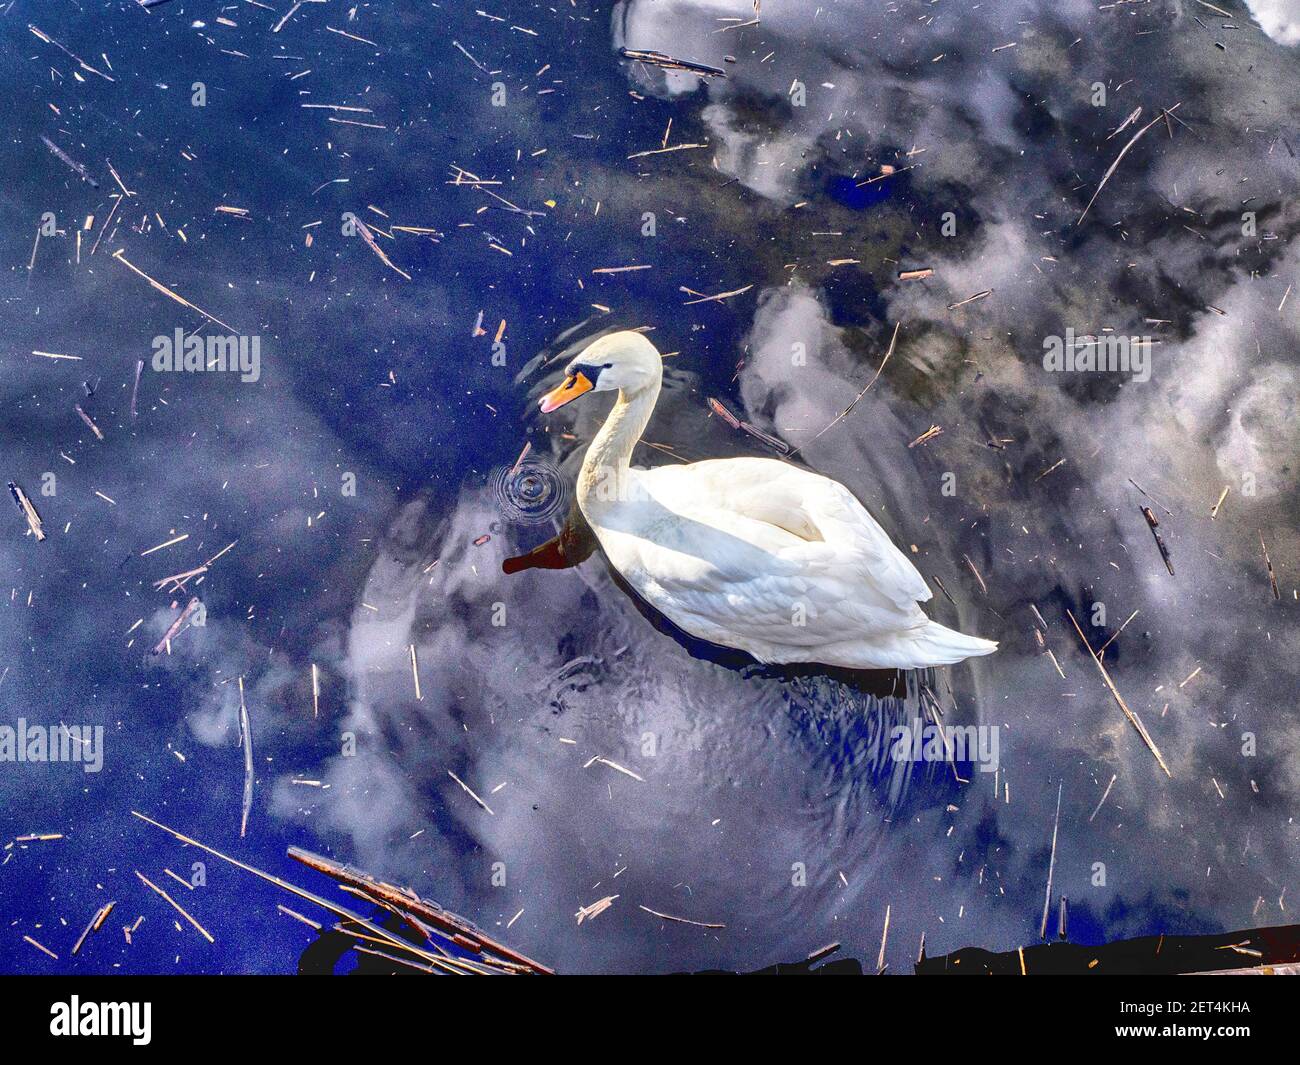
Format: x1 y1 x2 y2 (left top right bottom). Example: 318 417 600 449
539 331 662 413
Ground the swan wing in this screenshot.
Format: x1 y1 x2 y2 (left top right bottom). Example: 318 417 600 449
637 457 932 611
601 522 913 658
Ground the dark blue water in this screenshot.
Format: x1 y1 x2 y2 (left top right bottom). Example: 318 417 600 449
1 0 1297 974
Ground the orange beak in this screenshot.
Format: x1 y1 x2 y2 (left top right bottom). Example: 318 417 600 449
539 371 593 413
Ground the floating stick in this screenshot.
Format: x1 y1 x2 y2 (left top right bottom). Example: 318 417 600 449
1141 506 1175 575
238 677 254 838
638 905 725 928
39 135 100 188
790 322 899 457
1259 533 1281 600
1077 104 1181 225
1040 784 1062 939
112 249 236 331
135 870 214 942
1067 610 1171 777
8 482 47 541
132 811 456 969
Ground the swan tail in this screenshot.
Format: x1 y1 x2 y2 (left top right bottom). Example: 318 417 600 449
904 621 998 668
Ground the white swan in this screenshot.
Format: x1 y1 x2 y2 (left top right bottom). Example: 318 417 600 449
538 331 998 671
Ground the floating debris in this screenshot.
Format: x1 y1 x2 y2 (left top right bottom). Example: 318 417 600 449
71 901 116 955
618 47 726 78
135 870 214 943
948 289 992 309
1141 505 1175 576
447 770 494 814
1088 775 1117 823
237 677 253 839
8 482 46 542
790 322 899 457
39 135 99 189
1067 610 1171 778
583 755 644 782
23 935 58 960
1260 532 1281 600
908 425 942 448
112 249 236 331
152 596 202 655
1210 485 1229 519
1039 784 1062 939
131 811 552 973
1077 104 1181 225
681 283 753 305
576 894 618 924
74 405 104 441
707 397 742 430
638 905 725 928
354 218 411 281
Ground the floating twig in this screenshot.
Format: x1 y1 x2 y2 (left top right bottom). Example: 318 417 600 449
448 770 494 814
1141 506 1175 575
1260 532 1281 600
152 596 201 655
948 289 992 310
1088 775 1117 823
8 482 47 541
638 905 725 928
135 870 214 942
681 283 753 305
131 812 460 970
71 901 115 955
1128 478 1175 517
908 425 943 448
619 47 726 78
790 322 899 457
1077 104 1181 225
112 249 236 331
576 895 618 924
238 677 254 838
1210 486 1229 519
39 135 100 188
1067 610 1171 777
354 219 411 280
1040 784 1062 939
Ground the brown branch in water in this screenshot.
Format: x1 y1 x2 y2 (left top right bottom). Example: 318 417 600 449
8 482 47 542
962 554 987 595
1260 532 1281 600
112 249 237 331
1141 506 1175 575
286 845 554 973
639 905 726 928
908 425 943 448
1066 610 1171 778
131 811 462 970
354 219 412 281
237 677 254 839
790 322 899 457
71 901 115 955
135 870 214 942
1077 104 1181 225
152 596 201 655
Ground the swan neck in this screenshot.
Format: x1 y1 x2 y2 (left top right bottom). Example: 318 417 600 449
577 382 658 512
